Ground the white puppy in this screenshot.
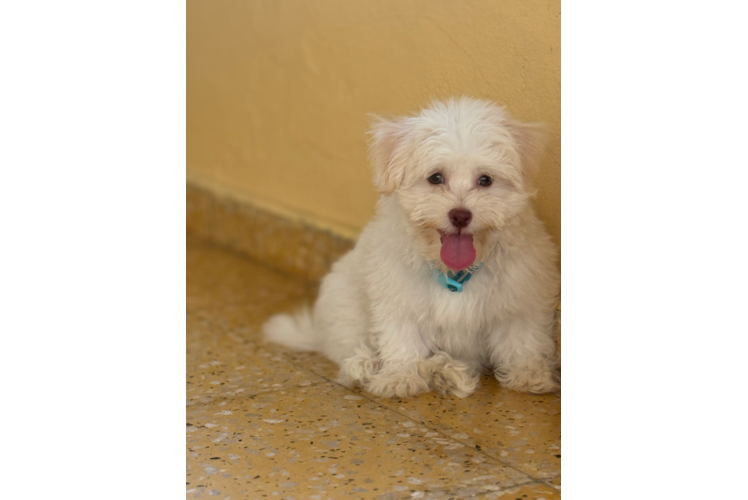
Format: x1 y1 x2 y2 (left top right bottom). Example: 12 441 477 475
263 97 560 398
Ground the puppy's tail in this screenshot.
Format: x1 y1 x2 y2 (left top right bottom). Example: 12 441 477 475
262 307 321 352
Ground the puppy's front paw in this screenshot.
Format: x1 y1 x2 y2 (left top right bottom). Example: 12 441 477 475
427 354 479 398
337 351 381 388
496 366 560 394
365 370 430 398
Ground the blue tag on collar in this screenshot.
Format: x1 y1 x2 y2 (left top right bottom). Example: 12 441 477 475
436 263 483 293
437 272 464 292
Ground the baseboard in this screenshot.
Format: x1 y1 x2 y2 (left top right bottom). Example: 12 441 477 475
187 183 354 282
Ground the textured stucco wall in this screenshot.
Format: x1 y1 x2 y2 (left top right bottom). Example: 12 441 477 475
187 0 560 246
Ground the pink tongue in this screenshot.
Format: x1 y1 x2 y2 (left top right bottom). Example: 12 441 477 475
440 233 476 270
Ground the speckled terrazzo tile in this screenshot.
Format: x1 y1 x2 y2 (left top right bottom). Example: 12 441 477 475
187 238 316 312
187 185 354 281
211 197 354 282
187 311 333 406
362 377 561 480
251 327 559 482
187 381 548 500
188 296 346 381
187 235 561 498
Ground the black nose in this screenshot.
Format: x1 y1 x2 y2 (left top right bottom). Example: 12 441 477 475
448 208 472 229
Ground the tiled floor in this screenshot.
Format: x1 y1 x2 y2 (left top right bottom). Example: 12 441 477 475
187 235 561 500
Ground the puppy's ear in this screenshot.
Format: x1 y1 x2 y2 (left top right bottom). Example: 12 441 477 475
505 118 546 188
367 116 412 195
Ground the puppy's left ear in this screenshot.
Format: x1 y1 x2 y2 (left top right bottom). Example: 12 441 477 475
505 118 546 188
367 116 412 195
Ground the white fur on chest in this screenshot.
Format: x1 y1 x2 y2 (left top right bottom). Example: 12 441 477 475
422 277 496 362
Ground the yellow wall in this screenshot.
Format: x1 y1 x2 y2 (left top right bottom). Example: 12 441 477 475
187 0 560 246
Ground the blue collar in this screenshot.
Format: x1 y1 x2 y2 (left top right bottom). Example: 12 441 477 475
435 263 483 292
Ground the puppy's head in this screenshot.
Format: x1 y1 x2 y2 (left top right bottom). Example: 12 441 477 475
368 97 544 271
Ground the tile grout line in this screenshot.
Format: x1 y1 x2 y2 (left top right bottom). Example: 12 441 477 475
305 368 552 487
185 365 545 494
186 332 559 489
188 348 542 487
186 241 560 492
204 333 557 487
186 359 559 491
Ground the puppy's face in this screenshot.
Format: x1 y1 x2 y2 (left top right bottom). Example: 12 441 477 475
369 98 544 271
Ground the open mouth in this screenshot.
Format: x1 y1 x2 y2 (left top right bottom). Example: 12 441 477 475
438 230 476 271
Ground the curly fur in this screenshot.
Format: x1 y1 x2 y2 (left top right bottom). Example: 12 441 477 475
264 97 560 398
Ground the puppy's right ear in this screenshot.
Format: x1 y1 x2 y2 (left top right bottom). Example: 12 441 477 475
367 116 411 195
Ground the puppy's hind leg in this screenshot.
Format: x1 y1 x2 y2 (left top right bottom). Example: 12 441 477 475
313 254 370 366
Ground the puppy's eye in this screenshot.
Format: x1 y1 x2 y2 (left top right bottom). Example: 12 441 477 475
428 173 444 185
478 175 493 187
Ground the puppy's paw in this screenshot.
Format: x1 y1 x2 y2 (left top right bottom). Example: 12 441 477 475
426 354 479 398
365 370 430 398
337 350 381 388
496 366 560 394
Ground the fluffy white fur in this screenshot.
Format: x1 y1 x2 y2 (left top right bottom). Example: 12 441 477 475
263 97 560 398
